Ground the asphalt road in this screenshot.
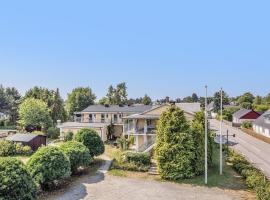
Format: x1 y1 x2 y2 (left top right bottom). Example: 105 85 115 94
210 119 270 178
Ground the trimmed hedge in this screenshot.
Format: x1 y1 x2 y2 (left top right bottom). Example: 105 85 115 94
75 128 104 157
0 157 37 200
0 140 16 156
113 152 151 172
60 141 93 174
228 149 270 200
27 146 71 190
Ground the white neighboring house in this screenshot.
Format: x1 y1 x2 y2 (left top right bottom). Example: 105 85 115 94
253 110 270 138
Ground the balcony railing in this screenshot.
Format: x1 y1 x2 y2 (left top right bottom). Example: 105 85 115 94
74 117 123 124
124 124 156 135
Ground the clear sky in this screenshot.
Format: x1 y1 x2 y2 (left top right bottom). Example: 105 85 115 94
0 1 269 100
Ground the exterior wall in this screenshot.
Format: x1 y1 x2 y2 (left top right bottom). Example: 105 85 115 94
81 112 130 123
113 125 123 138
253 124 270 138
60 127 107 141
136 119 146 130
28 136 46 151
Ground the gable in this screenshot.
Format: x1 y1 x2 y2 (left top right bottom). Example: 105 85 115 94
143 105 170 115
240 111 261 120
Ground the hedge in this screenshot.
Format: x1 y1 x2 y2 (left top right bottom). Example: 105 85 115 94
27 146 71 190
112 152 151 172
0 157 37 200
228 149 270 200
60 141 93 174
0 140 32 156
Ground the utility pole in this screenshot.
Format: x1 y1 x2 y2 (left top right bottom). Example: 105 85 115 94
205 85 208 184
220 87 223 175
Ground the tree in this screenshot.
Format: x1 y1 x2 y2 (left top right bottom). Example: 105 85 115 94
98 97 109 105
182 96 193 103
253 95 263 105
5 87 21 124
155 106 196 180
0 157 37 200
141 94 152 105
60 141 93 174
237 92 254 109
27 146 71 190
190 111 213 175
18 98 52 131
213 90 229 112
105 82 128 105
25 87 66 123
75 128 104 157
191 93 199 102
66 87 96 116
0 85 9 112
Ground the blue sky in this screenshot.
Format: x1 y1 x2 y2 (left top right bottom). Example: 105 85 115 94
0 1 269 100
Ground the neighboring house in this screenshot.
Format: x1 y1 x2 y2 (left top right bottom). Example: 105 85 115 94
123 103 201 152
6 133 46 151
232 109 261 126
57 104 152 141
253 110 270 138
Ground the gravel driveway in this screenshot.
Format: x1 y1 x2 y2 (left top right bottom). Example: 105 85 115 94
50 156 250 200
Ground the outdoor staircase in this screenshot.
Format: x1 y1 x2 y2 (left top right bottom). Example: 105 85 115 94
148 160 159 175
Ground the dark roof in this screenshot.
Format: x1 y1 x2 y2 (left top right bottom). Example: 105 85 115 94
233 109 252 119
253 110 270 129
6 133 44 142
80 105 153 113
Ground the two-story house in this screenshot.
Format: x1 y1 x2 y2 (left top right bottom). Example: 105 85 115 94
123 103 201 152
57 104 152 141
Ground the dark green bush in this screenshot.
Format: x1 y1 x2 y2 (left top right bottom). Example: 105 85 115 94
75 128 104 157
64 131 73 141
241 121 252 129
0 140 16 156
0 157 37 200
27 146 71 190
60 141 93 174
47 127 60 139
228 149 270 200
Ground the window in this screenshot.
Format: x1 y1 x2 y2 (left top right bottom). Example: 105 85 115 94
101 114 105 122
89 114 93 122
114 114 118 122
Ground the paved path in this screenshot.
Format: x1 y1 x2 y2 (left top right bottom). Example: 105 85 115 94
51 155 248 200
210 119 270 178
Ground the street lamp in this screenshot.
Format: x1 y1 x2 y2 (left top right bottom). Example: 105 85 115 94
220 87 223 175
205 85 208 184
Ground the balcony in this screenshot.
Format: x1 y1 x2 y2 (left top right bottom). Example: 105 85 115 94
124 124 156 135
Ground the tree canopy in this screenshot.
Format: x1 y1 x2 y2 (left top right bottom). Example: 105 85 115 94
104 82 128 105
66 87 96 116
18 98 52 131
25 87 66 123
213 90 229 112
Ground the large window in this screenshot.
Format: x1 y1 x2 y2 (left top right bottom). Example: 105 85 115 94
89 114 93 122
101 114 105 123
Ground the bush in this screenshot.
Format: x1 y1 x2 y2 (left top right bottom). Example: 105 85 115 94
0 140 16 156
60 141 93 174
241 121 252 129
75 128 104 157
116 136 134 151
64 131 73 141
228 149 270 200
47 127 60 139
27 146 71 190
0 157 37 200
155 106 196 180
112 152 151 172
15 143 33 156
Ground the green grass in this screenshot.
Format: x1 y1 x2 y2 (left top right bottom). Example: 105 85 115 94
174 145 247 190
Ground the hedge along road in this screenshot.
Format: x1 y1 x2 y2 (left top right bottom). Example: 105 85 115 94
210 119 270 179
51 156 246 200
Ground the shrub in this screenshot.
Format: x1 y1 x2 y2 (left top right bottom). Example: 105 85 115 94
112 152 151 172
15 143 33 156
241 121 252 129
228 149 270 200
0 157 37 200
27 146 71 190
0 140 16 156
116 136 134 151
60 141 93 174
155 106 196 180
75 128 104 157
64 131 73 141
47 127 60 139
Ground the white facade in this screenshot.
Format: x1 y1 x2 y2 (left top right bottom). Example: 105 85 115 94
253 124 270 138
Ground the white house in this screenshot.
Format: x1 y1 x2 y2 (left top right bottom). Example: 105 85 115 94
253 110 270 138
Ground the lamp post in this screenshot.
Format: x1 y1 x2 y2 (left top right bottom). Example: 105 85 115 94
220 87 223 175
205 85 208 184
